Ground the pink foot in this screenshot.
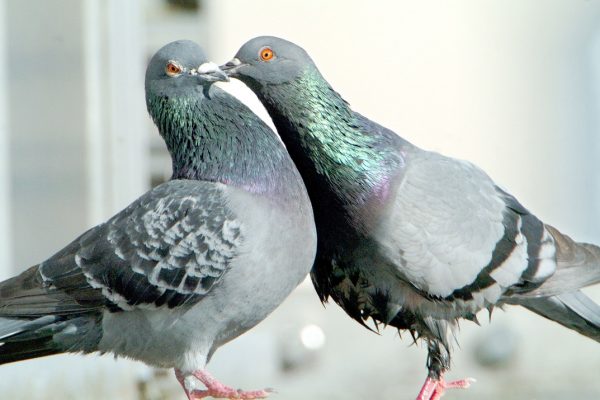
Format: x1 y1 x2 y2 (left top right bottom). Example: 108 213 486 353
416 375 475 400
175 369 273 400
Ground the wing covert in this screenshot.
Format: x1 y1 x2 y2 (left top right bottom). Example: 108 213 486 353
375 151 556 313
38 180 244 312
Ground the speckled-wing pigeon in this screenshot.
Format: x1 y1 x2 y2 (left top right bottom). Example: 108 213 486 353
0 40 316 400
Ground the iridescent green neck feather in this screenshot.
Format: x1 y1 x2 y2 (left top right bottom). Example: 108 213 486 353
252 68 407 227
147 87 299 199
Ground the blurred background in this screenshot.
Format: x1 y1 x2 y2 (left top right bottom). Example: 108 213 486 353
0 0 599 399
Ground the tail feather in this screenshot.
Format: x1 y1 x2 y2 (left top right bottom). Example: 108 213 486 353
530 226 600 296
0 315 102 365
0 315 58 341
0 334 64 364
519 290 600 343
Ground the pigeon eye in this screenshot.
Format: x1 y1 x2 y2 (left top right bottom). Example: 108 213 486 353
259 47 274 62
165 62 182 77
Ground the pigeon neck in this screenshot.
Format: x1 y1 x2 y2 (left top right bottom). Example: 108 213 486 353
257 69 404 229
147 89 297 198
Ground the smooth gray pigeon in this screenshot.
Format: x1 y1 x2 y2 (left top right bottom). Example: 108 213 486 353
0 40 316 400
222 36 600 400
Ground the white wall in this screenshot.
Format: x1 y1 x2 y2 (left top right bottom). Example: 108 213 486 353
84 0 149 225
0 0 11 281
1 1 149 398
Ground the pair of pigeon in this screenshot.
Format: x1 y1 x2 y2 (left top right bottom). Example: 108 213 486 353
1 37 599 400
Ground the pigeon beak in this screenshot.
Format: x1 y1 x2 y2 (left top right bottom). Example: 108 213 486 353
195 62 229 83
220 58 244 77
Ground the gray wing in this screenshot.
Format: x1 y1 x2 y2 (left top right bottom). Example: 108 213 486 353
0 179 244 317
375 150 558 315
368 148 600 349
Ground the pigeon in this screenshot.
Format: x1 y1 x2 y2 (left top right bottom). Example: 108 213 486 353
0 40 317 400
222 36 600 400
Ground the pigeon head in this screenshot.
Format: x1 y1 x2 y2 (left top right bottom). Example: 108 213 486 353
222 36 315 87
145 40 228 100
144 40 301 197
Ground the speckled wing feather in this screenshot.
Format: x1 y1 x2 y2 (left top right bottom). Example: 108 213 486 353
0 179 244 317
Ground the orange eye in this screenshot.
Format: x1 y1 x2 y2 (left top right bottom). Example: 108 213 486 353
165 62 182 76
260 47 274 61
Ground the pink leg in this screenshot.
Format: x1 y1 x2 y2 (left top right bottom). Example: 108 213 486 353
175 369 272 400
416 374 475 400
416 377 438 400
175 370 196 400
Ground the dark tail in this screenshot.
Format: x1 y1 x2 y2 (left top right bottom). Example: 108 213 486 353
519 291 600 343
0 314 102 365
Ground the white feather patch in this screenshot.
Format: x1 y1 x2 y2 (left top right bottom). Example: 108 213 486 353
490 216 529 287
